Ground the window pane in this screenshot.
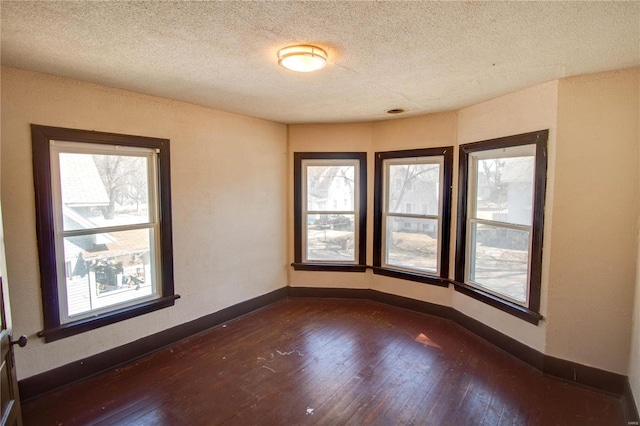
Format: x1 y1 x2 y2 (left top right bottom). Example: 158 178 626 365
306 165 355 212
388 164 439 214
63 228 157 318
59 153 150 230
385 217 438 273
474 156 533 226
306 214 355 262
468 222 529 303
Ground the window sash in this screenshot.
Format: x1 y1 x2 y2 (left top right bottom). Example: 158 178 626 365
467 145 536 226
381 156 444 275
384 216 440 274
50 140 160 232
386 212 440 221
301 159 359 264
466 218 532 306
464 146 536 307
49 140 163 323
56 227 161 322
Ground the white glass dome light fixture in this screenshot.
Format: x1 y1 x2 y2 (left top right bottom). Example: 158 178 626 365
278 44 327 72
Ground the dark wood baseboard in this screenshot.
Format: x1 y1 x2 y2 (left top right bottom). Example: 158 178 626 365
288 286 629 397
542 355 627 396
20 285 634 406
447 307 546 372
287 286 370 300
19 286 288 403
623 379 640 425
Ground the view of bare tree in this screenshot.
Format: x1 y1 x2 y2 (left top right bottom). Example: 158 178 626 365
480 159 506 203
93 155 147 219
389 164 439 212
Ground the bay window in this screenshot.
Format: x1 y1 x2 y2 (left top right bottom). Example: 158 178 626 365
455 130 548 323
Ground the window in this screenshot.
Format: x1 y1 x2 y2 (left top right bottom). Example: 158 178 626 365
373 147 453 285
293 152 367 271
455 130 548 324
31 125 177 342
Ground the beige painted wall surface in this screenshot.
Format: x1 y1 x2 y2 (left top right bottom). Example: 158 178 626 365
1 67 288 379
371 112 458 153
456 80 559 353
547 69 639 374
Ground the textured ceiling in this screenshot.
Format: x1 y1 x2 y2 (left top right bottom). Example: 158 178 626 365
2 1 639 124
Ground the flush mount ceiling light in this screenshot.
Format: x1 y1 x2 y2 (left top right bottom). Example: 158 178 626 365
278 44 327 72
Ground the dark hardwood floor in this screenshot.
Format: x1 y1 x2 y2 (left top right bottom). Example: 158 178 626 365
22 299 625 425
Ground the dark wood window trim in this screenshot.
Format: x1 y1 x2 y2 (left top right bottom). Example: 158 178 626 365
371 266 450 287
451 280 542 324
454 130 548 324
293 152 367 272
31 124 177 342
290 263 367 272
373 147 453 286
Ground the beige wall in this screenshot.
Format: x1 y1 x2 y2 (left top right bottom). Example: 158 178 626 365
545 69 639 374
1 67 288 379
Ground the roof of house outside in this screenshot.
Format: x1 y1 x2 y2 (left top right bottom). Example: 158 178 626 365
60 153 109 207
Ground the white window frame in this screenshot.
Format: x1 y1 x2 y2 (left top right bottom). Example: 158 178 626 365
49 140 163 323
381 156 445 275
301 158 360 264
465 144 536 307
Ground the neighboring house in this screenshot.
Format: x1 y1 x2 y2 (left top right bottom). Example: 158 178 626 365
499 157 534 225
475 157 533 225
308 166 355 228
388 164 439 234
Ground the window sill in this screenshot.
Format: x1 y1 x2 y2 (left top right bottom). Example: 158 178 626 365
291 263 367 272
372 266 449 287
452 281 542 325
38 294 181 342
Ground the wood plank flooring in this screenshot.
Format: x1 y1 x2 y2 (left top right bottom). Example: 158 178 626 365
21 299 625 425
